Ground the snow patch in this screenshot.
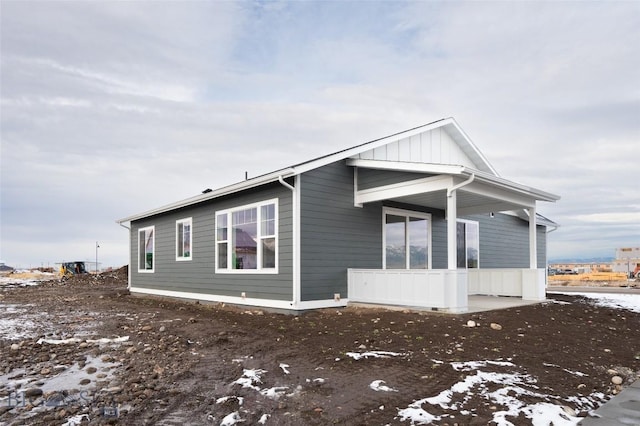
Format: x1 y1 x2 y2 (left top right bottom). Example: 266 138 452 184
279 363 290 374
369 380 398 392
216 396 244 406
220 411 244 425
396 359 605 425
233 369 266 391
551 292 640 313
61 414 90 426
345 351 405 360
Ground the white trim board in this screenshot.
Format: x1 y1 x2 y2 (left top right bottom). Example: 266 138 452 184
129 287 347 311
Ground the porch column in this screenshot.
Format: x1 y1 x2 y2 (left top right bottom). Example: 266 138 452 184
528 204 537 269
447 189 457 269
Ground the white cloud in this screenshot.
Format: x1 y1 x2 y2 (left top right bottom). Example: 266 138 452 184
1 1 639 267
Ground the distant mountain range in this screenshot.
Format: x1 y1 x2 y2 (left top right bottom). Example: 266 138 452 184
549 257 614 264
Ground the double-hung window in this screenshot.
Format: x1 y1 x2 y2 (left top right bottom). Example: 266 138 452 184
138 226 155 272
215 199 278 273
176 218 192 261
457 219 479 268
383 207 431 269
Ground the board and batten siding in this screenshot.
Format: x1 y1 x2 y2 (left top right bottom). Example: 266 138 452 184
300 161 381 301
130 182 294 301
354 127 477 169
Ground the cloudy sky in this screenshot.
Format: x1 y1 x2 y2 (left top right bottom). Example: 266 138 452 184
1 1 638 269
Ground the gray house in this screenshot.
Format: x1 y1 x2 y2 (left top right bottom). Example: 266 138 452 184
117 118 559 312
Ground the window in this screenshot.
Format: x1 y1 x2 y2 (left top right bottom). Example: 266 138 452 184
383 208 431 269
215 199 278 273
138 226 155 272
457 220 479 269
176 218 192 261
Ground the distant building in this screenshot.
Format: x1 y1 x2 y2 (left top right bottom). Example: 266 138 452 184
612 247 640 277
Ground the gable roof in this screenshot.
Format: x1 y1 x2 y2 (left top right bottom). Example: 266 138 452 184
117 117 556 224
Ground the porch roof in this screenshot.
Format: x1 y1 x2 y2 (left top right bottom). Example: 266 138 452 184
348 158 560 217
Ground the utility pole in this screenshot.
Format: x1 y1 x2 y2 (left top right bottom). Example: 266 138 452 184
96 241 100 274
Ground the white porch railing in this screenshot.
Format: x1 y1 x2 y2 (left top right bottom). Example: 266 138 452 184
347 268 546 312
347 269 468 313
467 268 545 301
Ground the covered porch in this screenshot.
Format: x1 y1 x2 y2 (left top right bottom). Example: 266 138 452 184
346 159 559 313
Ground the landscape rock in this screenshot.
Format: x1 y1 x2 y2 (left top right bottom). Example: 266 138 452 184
490 323 502 330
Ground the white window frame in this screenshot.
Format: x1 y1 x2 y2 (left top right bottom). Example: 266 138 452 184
457 219 480 269
215 199 278 274
382 207 432 270
176 217 193 261
138 226 155 273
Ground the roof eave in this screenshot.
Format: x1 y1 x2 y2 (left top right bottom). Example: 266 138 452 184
461 168 560 203
116 168 296 224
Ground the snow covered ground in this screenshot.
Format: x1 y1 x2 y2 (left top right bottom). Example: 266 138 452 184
0 270 57 288
549 291 640 314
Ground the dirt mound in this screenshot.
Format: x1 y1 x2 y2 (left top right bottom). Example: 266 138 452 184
1 274 639 425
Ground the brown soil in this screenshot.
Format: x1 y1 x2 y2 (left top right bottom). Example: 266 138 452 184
1 269 639 425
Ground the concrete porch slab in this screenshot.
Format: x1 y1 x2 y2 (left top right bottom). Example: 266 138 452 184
348 295 543 314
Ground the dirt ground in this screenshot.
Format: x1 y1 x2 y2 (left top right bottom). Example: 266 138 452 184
1 269 639 425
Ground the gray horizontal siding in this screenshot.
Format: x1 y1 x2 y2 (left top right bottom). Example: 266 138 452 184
130 182 293 301
462 213 547 269
357 168 434 190
300 162 381 301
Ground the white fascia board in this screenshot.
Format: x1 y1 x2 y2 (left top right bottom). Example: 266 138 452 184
356 175 453 205
117 168 296 224
129 286 347 311
446 119 500 176
462 168 560 203
346 158 466 175
462 181 536 208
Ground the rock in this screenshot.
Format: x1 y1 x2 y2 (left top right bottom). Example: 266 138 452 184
490 323 502 331
79 378 91 386
86 367 97 374
141 325 152 331
466 320 476 328
607 369 618 375
10 343 20 351
40 368 52 375
24 388 43 398
106 386 122 394
611 376 623 385
159 326 166 332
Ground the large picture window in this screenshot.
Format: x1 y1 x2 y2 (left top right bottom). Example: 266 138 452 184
138 226 155 272
457 220 479 269
383 208 431 269
176 218 192 261
215 199 278 273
